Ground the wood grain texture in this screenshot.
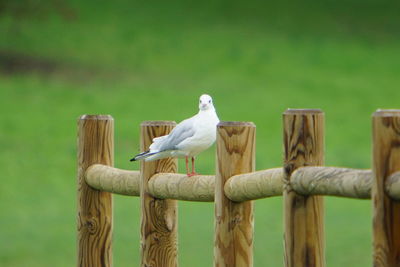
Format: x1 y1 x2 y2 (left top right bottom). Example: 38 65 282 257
372 110 400 267
77 115 114 267
86 164 140 196
224 168 283 202
85 164 379 201
140 121 178 267
283 109 325 267
291 167 372 199
215 121 255 267
149 173 214 202
386 171 400 200
86 165 214 201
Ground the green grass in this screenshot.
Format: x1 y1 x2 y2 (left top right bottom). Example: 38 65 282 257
0 0 400 266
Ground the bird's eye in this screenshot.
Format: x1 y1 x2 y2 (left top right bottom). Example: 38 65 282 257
208 100 211 103
199 100 201 103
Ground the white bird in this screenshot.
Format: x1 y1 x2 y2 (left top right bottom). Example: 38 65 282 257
130 94 220 176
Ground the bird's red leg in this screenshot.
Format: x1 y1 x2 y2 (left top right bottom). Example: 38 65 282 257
185 156 190 176
191 157 196 174
187 156 198 177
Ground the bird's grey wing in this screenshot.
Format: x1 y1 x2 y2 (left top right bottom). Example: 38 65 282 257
149 135 168 151
158 118 196 151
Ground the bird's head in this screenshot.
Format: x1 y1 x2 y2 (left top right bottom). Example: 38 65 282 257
198 94 214 111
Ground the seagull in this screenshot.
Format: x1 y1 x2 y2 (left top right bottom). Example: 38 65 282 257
130 94 220 177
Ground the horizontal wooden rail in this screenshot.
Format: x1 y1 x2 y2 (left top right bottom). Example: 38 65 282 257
291 167 372 199
85 164 214 201
386 171 400 201
86 164 400 201
148 173 214 202
86 164 140 196
224 168 283 202
225 167 375 200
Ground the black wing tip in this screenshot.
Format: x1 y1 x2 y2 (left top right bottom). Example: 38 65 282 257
130 150 156 162
130 150 150 162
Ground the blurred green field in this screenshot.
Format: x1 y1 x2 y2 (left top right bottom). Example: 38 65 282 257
1 0 400 266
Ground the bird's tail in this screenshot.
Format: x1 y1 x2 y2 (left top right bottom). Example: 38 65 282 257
130 150 158 161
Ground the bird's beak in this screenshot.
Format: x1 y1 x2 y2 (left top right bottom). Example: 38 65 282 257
201 104 207 108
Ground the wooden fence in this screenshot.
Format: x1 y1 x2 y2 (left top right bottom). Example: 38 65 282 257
76 109 400 267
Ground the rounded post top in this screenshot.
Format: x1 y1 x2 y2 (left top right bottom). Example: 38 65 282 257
218 121 255 127
79 114 114 121
141 120 176 126
373 109 400 117
283 109 324 115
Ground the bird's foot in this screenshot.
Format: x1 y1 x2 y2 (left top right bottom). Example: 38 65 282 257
187 172 199 177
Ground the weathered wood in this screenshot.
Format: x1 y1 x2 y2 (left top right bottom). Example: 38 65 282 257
86 164 140 196
85 165 214 201
77 115 113 267
140 121 178 267
85 163 385 202
214 121 255 267
372 110 400 267
149 173 214 202
224 168 283 202
283 109 325 267
386 171 400 201
291 167 372 199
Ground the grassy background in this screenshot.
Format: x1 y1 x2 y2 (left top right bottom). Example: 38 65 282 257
1 0 399 266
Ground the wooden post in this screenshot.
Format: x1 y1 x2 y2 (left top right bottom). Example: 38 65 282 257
77 115 114 267
372 109 400 267
283 109 325 267
140 121 178 267
214 121 255 267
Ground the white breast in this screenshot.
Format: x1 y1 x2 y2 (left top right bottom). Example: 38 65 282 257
176 110 219 156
